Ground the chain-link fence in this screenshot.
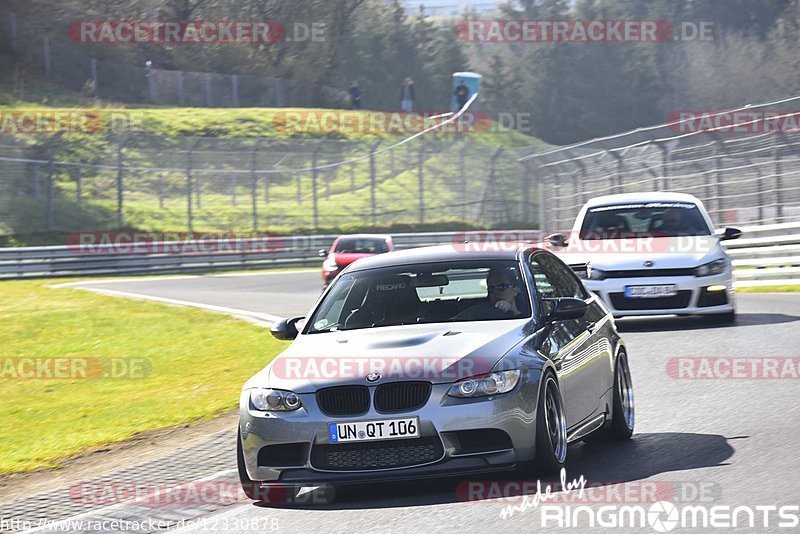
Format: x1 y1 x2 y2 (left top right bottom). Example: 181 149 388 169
0 133 534 236
522 97 800 231
3 13 348 108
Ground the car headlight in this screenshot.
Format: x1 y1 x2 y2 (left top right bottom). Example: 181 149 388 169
694 258 727 277
577 264 607 280
589 267 607 280
250 388 302 411
447 370 521 398
322 258 338 272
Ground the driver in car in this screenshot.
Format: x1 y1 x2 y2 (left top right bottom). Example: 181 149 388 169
453 268 522 320
658 208 686 234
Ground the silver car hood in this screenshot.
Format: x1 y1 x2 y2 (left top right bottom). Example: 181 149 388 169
245 320 530 393
557 236 725 270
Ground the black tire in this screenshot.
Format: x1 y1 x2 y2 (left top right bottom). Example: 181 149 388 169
586 352 635 442
532 372 568 474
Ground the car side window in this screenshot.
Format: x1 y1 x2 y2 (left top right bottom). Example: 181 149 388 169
530 253 586 300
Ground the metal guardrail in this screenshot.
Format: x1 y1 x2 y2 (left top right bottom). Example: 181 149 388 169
1 226 799 284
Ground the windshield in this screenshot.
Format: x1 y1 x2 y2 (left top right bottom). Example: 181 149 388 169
333 238 389 254
580 202 712 239
306 260 531 333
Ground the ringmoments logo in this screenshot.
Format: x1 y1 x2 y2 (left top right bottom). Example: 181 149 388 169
538 502 800 531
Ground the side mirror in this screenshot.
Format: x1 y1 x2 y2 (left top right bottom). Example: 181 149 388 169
544 297 588 322
270 316 305 341
546 233 567 248
318 249 328 257
717 227 742 242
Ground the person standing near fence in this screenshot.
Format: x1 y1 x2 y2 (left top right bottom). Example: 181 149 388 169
454 79 470 111
350 81 363 110
400 78 415 113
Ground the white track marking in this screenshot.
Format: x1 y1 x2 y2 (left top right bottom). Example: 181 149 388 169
51 276 199 288
50 269 317 288
75 287 283 324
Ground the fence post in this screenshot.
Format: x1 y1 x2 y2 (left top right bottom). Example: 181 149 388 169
177 71 185 104
232 75 239 107
75 167 82 203
10 13 18 50
44 134 62 231
311 143 321 228
116 134 132 228
33 165 41 198
418 142 425 224
91 59 98 94
186 139 200 232
205 73 212 107
459 141 470 220
43 37 51 77
369 140 381 225
661 144 671 192
146 62 155 102
251 139 265 233
536 166 546 232
522 160 532 224
772 132 785 222
712 138 724 223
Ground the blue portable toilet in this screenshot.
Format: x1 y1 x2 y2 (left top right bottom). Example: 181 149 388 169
452 72 482 113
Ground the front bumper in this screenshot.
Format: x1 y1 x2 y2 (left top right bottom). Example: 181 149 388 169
239 376 540 485
584 272 735 317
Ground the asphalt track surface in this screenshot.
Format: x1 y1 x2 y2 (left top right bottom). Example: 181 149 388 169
17 272 800 533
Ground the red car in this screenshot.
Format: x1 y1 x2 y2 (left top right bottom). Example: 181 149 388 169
319 234 394 286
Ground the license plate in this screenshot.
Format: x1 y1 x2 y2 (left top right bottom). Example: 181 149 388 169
625 285 678 298
328 417 419 443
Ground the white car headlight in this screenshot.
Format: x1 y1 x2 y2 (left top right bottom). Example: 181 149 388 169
322 258 339 272
250 388 302 411
448 370 521 398
694 258 727 277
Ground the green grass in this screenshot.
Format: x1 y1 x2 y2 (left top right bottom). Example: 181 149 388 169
0 104 545 243
736 284 800 293
0 279 288 475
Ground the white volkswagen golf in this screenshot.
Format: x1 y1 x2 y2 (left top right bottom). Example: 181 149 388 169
548 193 741 322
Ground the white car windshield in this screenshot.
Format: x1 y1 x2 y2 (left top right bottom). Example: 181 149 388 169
306 260 531 333
580 202 712 239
